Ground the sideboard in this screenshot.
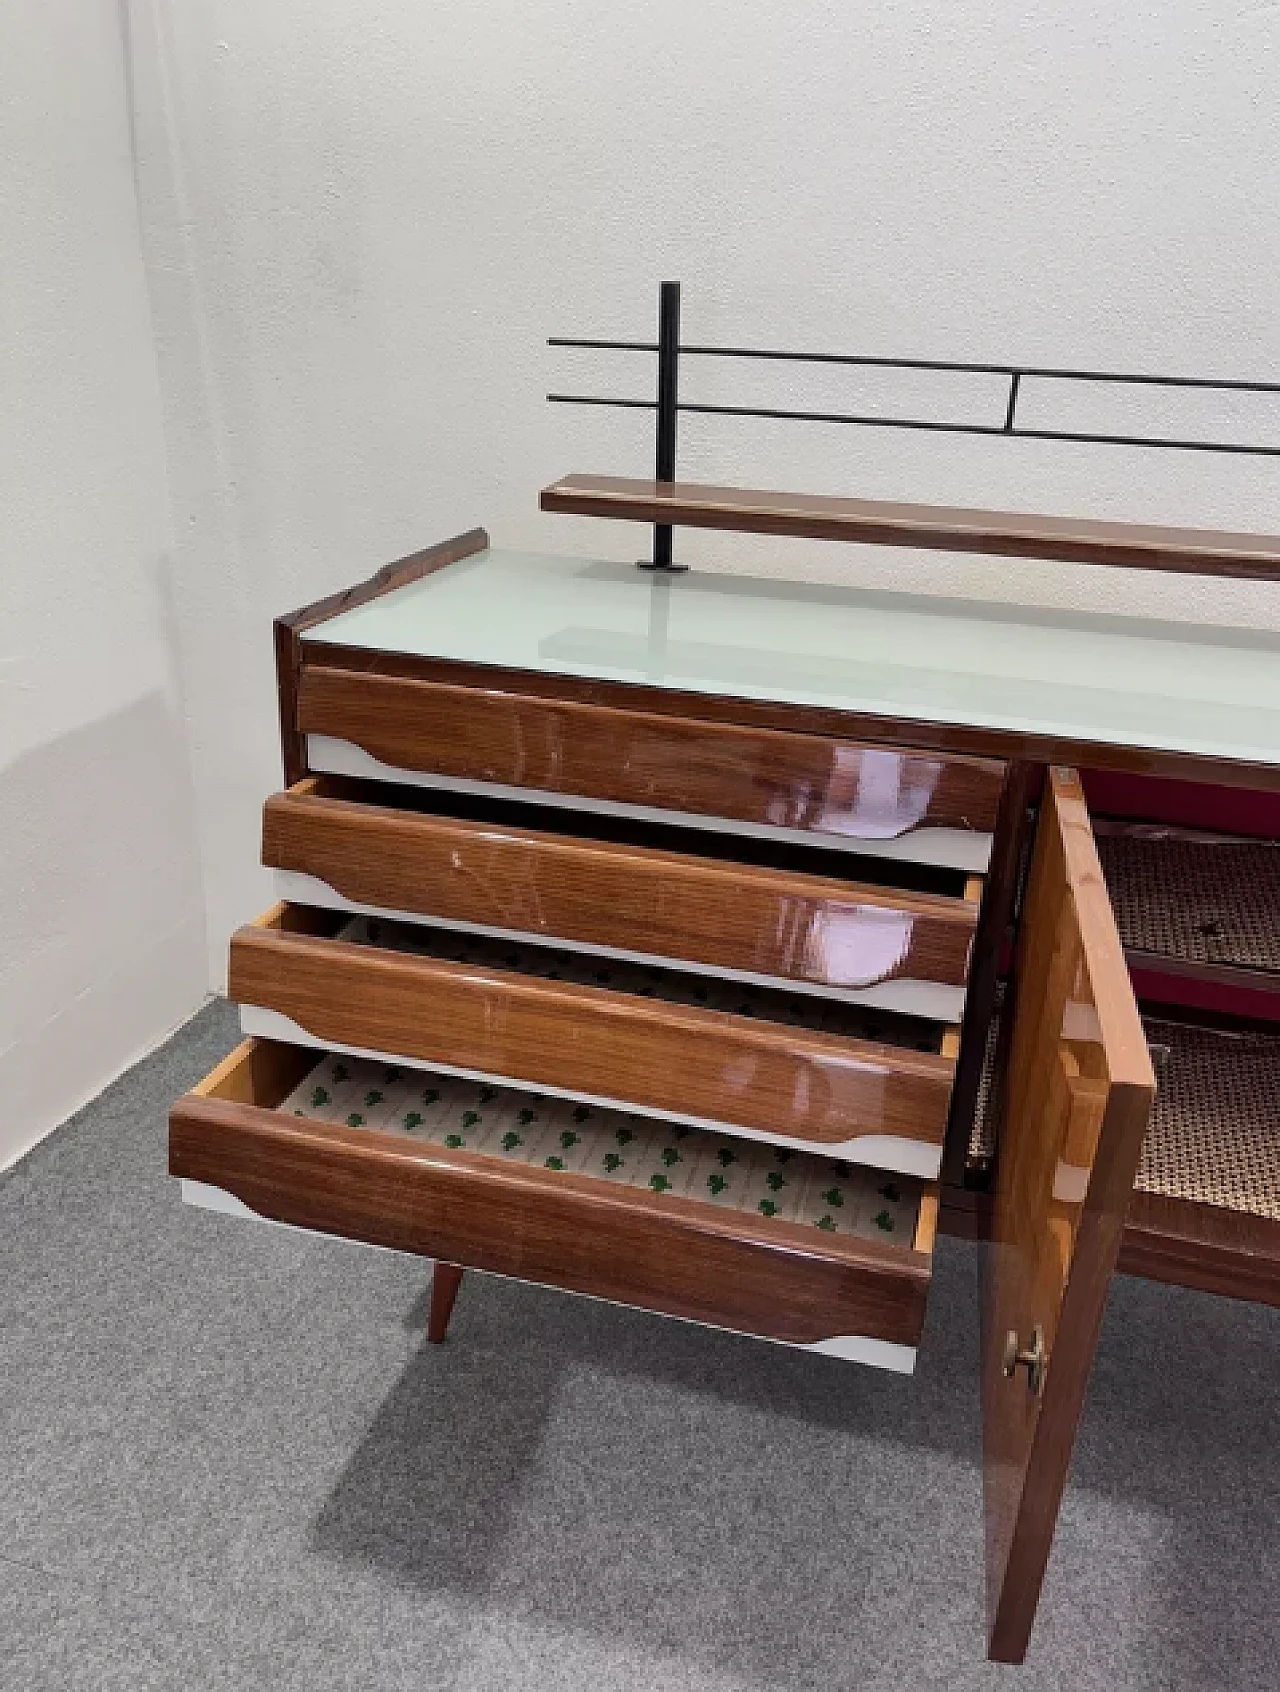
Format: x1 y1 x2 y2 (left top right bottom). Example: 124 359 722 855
170 480 1280 1662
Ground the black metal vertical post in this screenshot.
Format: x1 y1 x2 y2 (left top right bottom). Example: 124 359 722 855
1003 371 1021 433
641 280 685 570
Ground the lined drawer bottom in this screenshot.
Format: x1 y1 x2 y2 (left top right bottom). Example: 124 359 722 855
171 1039 938 1372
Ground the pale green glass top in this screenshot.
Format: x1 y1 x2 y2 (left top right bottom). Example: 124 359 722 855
306 549 1280 767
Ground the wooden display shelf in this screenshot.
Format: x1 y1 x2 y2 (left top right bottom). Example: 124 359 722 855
541 473 1280 580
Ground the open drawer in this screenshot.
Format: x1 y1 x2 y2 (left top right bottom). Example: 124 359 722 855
170 1038 939 1372
263 776 983 1022
229 904 959 1178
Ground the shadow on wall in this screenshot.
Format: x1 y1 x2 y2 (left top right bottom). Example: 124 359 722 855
1 690 207 1165
308 1245 1278 1690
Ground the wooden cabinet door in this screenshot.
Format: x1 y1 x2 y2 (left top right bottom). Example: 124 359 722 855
982 767 1155 1662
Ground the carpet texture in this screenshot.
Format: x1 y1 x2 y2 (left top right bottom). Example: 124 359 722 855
2 999 1276 1691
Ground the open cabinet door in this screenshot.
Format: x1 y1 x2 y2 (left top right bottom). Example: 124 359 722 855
983 767 1155 1663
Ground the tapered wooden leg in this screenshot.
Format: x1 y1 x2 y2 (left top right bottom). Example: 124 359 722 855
427 1261 465 1343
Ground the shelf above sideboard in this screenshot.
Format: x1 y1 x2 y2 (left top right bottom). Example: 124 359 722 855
541 473 1280 581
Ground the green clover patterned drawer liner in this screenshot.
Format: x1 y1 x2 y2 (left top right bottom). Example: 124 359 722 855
334 916 944 1050
280 1052 922 1243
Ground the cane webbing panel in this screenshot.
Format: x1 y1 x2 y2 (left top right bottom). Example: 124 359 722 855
966 982 1004 1166
1097 830 1280 976
279 1051 922 1244
966 1002 1280 1220
1138 1018 1280 1221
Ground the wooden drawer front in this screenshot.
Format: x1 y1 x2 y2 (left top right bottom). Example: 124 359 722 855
263 781 980 1020
170 1040 937 1365
228 908 957 1177
297 666 1004 872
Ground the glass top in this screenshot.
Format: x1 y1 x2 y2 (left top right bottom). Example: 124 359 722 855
306 549 1280 767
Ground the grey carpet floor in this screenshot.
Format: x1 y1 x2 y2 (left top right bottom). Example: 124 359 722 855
2 1000 1277 1692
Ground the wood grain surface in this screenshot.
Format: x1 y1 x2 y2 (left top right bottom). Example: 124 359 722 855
169 1041 935 1348
227 920 956 1158
274 527 488 785
982 767 1155 1664
296 666 1005 850
940 1183 1280 1314
1121 1189 1280 1307
262 781 979 993
299 639 1280 795
542 474 1280 580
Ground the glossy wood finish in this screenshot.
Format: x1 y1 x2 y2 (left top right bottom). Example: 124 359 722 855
427 1262 466 1342
261 779 980 999
935 1182 1280 1313
228 910 957 1167
935 1180 1280 1309
300 637 1280 796
1121 1190 1280 1307
296 666 1006 857
982 768 1155 1664
169 1039 936 1349
274 528 488 785
542 474 1280 581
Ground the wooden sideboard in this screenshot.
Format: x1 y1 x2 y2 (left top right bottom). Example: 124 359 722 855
170 488 1280 1663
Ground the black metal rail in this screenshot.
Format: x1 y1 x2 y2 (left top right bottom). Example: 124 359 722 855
548 283 1280 568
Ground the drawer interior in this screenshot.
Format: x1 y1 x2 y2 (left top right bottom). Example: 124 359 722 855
278 1048 929 1245
328 911 954 1055
174 1038 938 1367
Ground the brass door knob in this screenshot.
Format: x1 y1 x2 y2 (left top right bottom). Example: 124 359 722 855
1002 1325 1047 1395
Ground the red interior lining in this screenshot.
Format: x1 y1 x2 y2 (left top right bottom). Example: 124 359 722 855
1082 770 1280 839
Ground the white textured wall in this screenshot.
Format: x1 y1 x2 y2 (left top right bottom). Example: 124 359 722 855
126 1 1280 982
0 0 208 1166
